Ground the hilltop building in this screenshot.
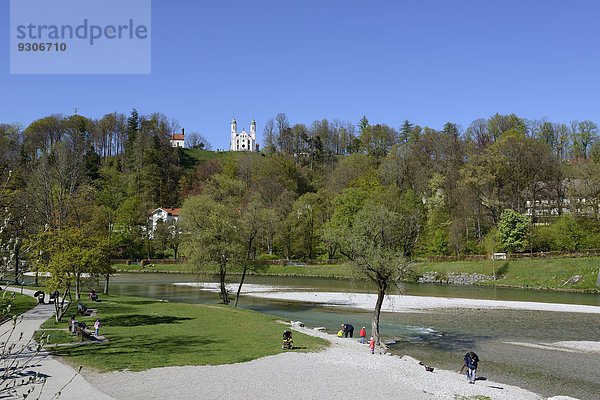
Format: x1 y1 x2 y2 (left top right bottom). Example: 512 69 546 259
170 128 185 148
230 117 258 151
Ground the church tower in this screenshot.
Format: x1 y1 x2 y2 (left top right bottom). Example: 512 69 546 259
230 117 237 151
230 117 258 152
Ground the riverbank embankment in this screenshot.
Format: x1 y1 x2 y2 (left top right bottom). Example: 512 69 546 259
112 255 600 292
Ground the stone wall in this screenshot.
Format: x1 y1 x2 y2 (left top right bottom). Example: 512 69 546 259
417 271 494 285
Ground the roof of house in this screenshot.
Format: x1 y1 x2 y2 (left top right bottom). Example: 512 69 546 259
171 134 185 141
149 207 182 216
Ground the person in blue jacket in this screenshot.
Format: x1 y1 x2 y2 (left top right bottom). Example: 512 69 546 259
459 352 479 384
341 323 354 338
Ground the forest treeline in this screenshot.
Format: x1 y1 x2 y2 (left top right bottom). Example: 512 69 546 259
2 109 600 279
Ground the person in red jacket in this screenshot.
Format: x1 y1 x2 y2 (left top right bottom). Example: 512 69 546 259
359 327 366 343
369 337 375 354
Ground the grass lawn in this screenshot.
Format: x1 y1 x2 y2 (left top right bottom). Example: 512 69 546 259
114 262 355 278
113 263 197 273
179 148 261 171
254 263 354 278
414 257 600 291
37 294 327 372
34 329 78 345
1 291 37 319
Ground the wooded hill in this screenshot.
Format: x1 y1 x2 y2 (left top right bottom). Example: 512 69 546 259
2 110 600 270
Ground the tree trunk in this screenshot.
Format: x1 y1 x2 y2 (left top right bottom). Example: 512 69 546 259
372 283 387 346
234 265 248 307
104 274 110 294
75 274 81 300
219 263 229 305
54 286 72 322
14 245 19 285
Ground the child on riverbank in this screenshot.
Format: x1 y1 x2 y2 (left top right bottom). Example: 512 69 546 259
369 337 375 354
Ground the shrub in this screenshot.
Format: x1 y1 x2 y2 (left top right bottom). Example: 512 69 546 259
551 215 585 251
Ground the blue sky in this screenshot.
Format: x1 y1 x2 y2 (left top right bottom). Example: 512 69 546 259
2 0 600 149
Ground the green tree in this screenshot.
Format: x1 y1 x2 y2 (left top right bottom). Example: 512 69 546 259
497 209 530 252
344 203 412 346
418 174 450 255
360 123 397 160
573 120 597 159
181 175 245 304
40 227 109 320
233 199 273 306
399 120 414 144
551 215 585 251
321 187 369 259
290 192 320 259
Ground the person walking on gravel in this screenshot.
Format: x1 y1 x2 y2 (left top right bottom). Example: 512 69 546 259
459 351 479 384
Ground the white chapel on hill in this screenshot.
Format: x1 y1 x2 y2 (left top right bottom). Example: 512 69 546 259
230 117 258 152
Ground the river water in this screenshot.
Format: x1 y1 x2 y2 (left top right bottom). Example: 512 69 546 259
107 273 600 399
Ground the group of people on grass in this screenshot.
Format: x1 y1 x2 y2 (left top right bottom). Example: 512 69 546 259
70 315 102 336
336 322 479 383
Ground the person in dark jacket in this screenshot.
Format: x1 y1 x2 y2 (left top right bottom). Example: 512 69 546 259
341 323 354 338
459 352 479 384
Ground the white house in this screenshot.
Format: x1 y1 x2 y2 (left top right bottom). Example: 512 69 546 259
148 207 182 237
170 128 185 148
230 117 258 151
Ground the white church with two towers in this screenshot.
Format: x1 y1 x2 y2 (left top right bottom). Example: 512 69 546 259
230 117 258 152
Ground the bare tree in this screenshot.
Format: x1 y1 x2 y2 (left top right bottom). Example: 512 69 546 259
185 132 212 150
263 118 276 153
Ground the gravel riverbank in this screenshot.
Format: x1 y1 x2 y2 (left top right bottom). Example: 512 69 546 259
86 325 557 400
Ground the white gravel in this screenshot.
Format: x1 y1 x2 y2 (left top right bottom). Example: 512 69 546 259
506 341 600 354
175 282 600 314
86 326 547 400
246 291 600 314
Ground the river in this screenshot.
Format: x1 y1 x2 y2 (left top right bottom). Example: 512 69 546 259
106 273 600 399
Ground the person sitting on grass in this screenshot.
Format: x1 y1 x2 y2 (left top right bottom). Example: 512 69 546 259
89 289 98 301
